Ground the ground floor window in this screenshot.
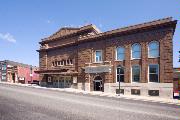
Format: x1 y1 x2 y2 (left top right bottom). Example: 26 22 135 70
132 65 140 82
117 66 124 82
149 64 159 82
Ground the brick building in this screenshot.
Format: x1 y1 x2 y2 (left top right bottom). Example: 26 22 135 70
0 60 39 84
36 17 177 98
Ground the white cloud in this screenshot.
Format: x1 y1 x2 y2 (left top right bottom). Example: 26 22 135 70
0 33 16 43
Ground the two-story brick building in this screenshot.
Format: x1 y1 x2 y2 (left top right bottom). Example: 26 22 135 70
0 60 39 84
36 17 177 98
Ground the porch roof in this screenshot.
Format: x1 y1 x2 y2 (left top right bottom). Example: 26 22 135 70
34 69 78 75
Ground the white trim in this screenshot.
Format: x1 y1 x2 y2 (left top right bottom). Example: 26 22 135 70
131 43 141 60
131 65 141 83
148 64 159 83
148 41 160 58
95 50 103 62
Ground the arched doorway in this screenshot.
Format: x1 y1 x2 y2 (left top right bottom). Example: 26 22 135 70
94 76 103 91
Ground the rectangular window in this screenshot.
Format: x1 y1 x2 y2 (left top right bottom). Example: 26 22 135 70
57 61 61 66
52 62 55 67
116 47 125 60
67 60 70 65
95 50 102 62
2 76 6 80
63 60 66 66
70 59 73 65
132 65 140 82
2 65 6 70
149 64 159 82
60 61 64 66
117 67 124 82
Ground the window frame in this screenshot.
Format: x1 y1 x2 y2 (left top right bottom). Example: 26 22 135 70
148 41 160 58
131 43 141 59
94 50 103 63
69 59 73 65
116 66 125 83
116 46 125 61
148 64 159 83
131 65 141 83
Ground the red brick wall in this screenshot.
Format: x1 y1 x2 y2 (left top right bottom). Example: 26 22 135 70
39 26 174 85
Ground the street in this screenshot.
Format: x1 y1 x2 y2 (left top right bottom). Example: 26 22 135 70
0 84 179 120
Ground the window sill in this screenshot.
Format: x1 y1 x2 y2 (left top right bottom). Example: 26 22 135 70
115 60 124 62
148 82 159 83
93 62 103 64
131 58 141 60
148 56 160 59
116 82 125 83
131 82 140 83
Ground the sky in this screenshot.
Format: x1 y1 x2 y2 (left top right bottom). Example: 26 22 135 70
0 0 179 67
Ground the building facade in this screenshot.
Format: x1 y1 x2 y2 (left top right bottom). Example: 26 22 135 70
0 60 39 84
37 17 177 98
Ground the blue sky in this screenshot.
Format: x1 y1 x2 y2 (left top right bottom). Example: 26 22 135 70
0 0 179 67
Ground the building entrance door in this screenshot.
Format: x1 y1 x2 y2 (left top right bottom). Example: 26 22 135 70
94 76 103 91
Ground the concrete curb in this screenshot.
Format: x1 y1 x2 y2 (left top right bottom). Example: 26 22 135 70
0 82 179 105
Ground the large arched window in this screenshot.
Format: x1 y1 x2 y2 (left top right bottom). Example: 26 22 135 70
148 41 159 58
116 66 124 82
132 43 141 59
116 47 125 60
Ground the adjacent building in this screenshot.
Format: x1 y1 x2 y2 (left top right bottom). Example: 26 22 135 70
36 17 177 98
0 60 39 84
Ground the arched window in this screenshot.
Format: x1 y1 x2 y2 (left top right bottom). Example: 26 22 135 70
148 41 159 58
116 47 125 60
116 66 124 82
132 43 141 59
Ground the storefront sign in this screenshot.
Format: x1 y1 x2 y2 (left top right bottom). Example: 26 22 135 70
85 65 111 73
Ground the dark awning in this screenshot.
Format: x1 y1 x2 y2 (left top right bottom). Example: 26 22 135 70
34 69 78 75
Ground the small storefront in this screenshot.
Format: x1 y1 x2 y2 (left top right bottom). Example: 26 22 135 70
35 69 78 88
47 75 73 88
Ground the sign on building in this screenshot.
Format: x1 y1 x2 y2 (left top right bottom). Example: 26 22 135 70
85 65 111 73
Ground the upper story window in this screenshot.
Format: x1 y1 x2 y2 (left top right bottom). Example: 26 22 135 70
149 64 159 82
132 43 141 59
52 59 73 67
2 64 6 70
148 41 159 58
132 65 140 82
95 50 102 62
116 66 124 82
116 47 125 61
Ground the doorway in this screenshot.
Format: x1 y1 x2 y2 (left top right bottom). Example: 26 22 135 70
94 76 103 91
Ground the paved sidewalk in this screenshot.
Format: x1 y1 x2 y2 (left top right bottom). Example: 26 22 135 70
1 82 180 105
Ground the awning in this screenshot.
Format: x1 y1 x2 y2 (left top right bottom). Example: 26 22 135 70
34 69 78 75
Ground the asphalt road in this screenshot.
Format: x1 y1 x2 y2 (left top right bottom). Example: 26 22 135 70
0 84 179 120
